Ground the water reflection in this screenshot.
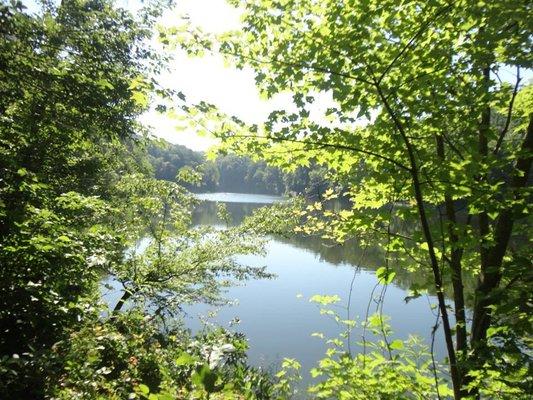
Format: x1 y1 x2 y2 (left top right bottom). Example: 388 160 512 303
188 193 447 381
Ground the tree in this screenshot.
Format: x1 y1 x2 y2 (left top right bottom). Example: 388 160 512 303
148 140 205 183
108 173 272 316
0 0 165 396
173 0 532 397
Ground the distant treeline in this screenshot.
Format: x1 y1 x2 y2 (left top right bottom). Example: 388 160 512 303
148 141 331 196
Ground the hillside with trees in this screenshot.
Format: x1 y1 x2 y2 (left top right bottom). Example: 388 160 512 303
148 140 333 196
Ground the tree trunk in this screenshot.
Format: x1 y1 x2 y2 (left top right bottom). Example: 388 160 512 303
477 66 492 280
112 288 135 314
471 113 533 347
375 84 462 399
436 135 468 354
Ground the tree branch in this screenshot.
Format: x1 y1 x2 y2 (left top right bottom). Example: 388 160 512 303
493 66 521 155
224 133 412 172
372 76 462 399
378 1 456 84
471 112 533 344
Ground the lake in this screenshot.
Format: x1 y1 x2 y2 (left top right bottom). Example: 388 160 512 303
101 191 447 383
187 192 446 380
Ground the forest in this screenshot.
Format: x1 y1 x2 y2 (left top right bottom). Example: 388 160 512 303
0 0 531 399
149 141 332 196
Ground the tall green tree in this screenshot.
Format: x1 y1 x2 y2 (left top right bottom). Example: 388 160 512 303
173 0 532 397
0 0 166 396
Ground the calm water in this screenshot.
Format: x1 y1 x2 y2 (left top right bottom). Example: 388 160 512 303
102 192 446 382
187 193 446 378
195 192 286 204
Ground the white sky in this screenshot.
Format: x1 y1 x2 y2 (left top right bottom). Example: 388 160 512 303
138 0 298 151
23 0 330 151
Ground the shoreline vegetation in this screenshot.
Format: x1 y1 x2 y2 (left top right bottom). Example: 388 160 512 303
149 140 336 199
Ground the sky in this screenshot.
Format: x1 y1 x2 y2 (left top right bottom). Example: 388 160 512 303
138 0 297 151
21 0 333 151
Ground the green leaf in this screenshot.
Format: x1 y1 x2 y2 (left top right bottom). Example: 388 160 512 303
376 267 396 285
390 339 404 350
96 79 114 90
309 294 341 305
175 352 197 366
191 364 218 393
131 90 149 107
138 384 150 395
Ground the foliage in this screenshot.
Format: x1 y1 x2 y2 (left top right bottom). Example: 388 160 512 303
148 140 205 183
170 0 532 397
305 293 532 399
107 173 274 315
208 154 284 195
0 192 121 397
306 294 451 399
0 2 298 396
0 1 169 396
46 311 286 400
148 138 335 196
2 0 531 398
